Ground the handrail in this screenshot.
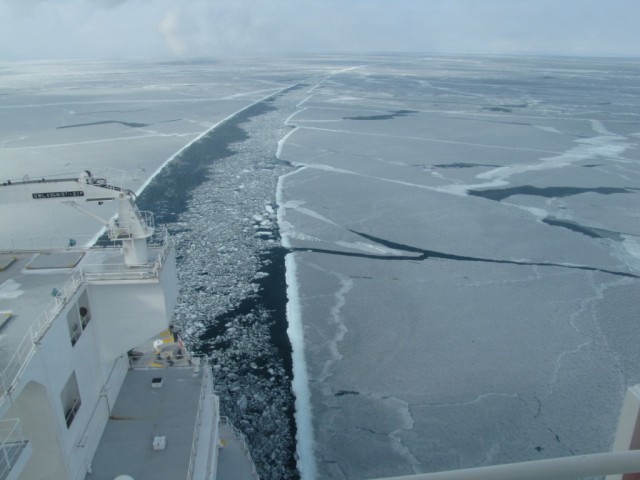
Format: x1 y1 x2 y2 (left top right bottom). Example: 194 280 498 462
1 168 126 190
207 395 221 480
107 210 154 240
0 418 28 478
81 231 172 282
127 350 198 369
371 450 640 480
0 234 103 251
220 416 260 479
186 356 210 480
0 419 26 446
0 225 167 254
64 397 82 428
0 270 83 398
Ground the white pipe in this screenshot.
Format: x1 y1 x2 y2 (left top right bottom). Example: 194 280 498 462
373 450 640 480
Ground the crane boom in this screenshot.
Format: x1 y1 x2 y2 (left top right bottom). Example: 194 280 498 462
0 171 154 265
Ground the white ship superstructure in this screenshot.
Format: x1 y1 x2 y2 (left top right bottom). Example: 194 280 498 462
0 172 257 480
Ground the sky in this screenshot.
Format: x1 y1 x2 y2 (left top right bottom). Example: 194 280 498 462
1 0 639 60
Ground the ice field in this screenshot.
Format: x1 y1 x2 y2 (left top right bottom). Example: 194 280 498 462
276 55 640 479
1 54 640 479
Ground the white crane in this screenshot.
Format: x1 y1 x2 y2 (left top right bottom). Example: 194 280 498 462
0 171 154 265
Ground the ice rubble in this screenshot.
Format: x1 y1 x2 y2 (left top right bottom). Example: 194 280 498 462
162 94 304 479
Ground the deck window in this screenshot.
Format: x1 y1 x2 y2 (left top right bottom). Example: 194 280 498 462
67 291 92 346
67 308 81 346
78 291 91 329
61 372 82 428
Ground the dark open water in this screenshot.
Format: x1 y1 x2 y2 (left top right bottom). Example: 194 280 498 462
136 100 298 479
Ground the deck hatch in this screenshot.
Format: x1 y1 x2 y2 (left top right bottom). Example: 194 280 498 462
0 255 16 271
27 251 84 269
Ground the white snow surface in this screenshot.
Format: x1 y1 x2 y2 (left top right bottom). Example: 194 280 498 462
0 279 23 299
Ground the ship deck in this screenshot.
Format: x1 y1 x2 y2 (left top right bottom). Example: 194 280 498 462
89 332 258 480
89 366 206 480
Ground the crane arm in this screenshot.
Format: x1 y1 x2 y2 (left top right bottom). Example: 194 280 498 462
0 171 124 204
1 171 154 265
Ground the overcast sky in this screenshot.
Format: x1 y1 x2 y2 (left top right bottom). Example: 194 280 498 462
1 0 639 60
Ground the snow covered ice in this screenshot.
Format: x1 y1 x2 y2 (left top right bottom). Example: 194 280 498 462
276 55 640 479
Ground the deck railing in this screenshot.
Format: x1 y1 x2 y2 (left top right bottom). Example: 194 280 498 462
81 232 172 282
186 356 211 480
0 234 100 251
127 349 195 370
0 419 28 480
107 210 155 240
220 416 260 480
370 450 640 480
64 397 82 428
0 270 83 399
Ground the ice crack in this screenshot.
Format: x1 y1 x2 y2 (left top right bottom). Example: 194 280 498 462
304 263 353 387
290 230 640 279
417 392 520 409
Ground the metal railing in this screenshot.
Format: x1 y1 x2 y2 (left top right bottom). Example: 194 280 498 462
0 224 168 256
81 231 172 282
34 271 84 343
0 419 28 480
127 349 193 369
0 234 101 252
371 450 640 480
64 397 82 428
186 356 211 480
219 416 260 480
107 210 155 240
0 168 126 191
0 270 83 399
81 263 160 281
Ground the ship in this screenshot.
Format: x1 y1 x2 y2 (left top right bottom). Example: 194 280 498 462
0 171 259 480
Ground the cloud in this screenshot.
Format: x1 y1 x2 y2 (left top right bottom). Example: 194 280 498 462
1 0 165 59
1 0 639 60
158 9 188 56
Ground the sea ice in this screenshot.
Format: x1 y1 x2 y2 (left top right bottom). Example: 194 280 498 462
277 55 640 479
